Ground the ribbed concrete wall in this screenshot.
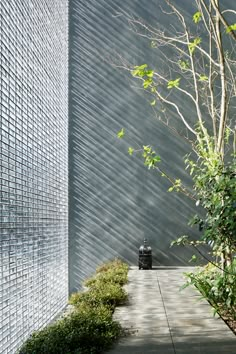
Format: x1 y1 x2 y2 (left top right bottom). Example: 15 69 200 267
69 0 209 292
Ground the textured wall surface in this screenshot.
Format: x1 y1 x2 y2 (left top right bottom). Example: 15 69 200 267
69 0 209 292
0 1 68 353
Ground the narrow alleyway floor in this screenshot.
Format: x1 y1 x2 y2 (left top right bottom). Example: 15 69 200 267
106 267 235 354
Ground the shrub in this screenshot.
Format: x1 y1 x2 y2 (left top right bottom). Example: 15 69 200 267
96 258 129 274
70 281 127 309
184 260 236 320
19 304 122 354
84 267 128 288
19 258 128 354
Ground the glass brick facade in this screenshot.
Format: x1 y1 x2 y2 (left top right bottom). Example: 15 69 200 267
0 1 68 353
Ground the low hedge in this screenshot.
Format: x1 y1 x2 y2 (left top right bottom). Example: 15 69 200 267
18 259 128 354
96 258 129 274
84 269 128 288
70 281 127 310
19 305 121 354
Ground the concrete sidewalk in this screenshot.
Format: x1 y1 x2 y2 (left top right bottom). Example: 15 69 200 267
106 267 235 354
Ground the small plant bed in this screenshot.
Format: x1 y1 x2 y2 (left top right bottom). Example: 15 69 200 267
18 259 129 354
184 261 236 335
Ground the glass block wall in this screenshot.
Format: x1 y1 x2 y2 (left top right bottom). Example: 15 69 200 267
0 1 68 353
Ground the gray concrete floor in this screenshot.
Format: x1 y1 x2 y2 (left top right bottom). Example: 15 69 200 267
106 267 235 354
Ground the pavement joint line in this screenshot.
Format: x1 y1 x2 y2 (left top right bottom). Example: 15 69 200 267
156 271 177 354
107 268 235 353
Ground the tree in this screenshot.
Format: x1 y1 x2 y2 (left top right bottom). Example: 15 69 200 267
116 0 236 269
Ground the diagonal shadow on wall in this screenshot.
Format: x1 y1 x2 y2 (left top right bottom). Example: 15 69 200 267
68 0 215 292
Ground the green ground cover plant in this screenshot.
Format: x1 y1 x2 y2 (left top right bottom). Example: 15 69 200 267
70 281 127 310
18 259 128 354
95 258 129 274
183 260 236 333
185 261 236 318
84 260 129 288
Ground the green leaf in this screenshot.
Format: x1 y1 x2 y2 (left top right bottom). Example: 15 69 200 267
132 65 154 78
135 64 147 70
167 78 181 89
128 147 134 156
195 37 201 45
151 40 157 48
143 78 153 89
178 60 190 71
150 99 156 106
188 37 201 54
226 24 236 33
132 65 154 83
142 145 161 169
189 255 197 263
146 70 154 78
175 179 181 186
199 74 208 82
147 157 160 169
131 64 147 77
117 128 125 139
170 235 189 247
153 155 161 163
143 145 151 152
193 11 202 24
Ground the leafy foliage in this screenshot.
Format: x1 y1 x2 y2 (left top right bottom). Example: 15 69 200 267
199 74 208 82
70 282 127 311
184 137 236 264
142 145 161 169
167 78 181 89
131 64 154 89
168 179 182 192
19 259 128 354
84 267 128 287
142 78 152 89
117 128 125 139
131 64 154 78
18 305 121 354
70 259 128 311
193 11 202 24
150 99 156 106
178 60 190 71
184 261 236 320
188 37 201 54
226 24 236 33
95 258 129 274
128 147 134 155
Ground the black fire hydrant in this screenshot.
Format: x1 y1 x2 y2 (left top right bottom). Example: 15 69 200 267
138 238 152 269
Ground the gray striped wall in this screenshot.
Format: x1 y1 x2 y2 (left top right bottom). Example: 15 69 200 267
69 0 210 292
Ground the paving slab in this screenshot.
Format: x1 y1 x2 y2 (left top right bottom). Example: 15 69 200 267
106 267 235 354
